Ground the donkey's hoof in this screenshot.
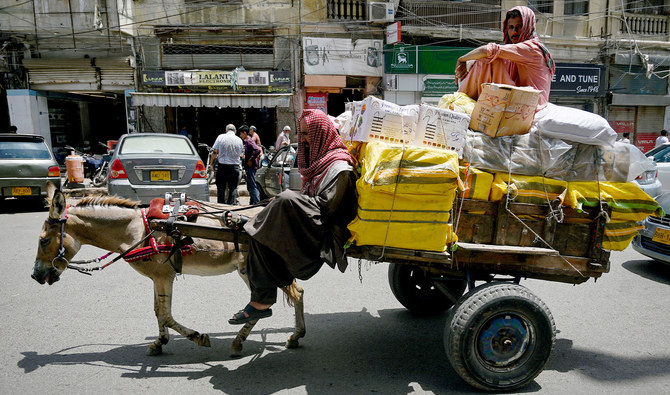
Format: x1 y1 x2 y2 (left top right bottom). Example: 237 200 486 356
147 343 163 356
285 338 300 349
230 339 243 358
198 334 211 348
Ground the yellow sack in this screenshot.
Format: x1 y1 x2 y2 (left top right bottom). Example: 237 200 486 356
490 173 567 205
360 141 460 196
603 221 644 251
437 92 477 115
348 184 458 251
460 165 494 201
565 181 664 222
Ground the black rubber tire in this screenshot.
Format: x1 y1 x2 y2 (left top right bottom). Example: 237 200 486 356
92 173 106 187
444 282 555 391
388 263 466 316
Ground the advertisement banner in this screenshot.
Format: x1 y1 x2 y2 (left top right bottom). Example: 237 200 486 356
141 71 166 86
423 76 458 97
306 92 328 113
636 132 657 153
238 71 269 86
165 71 197 86
196 71 232 86
302 37 383 77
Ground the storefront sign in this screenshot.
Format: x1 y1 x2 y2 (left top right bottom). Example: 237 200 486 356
423 76 458 97
165 71 197 86
386 22 401 45
238 71 269 86
302 37 383 77
196 71 232 86
141 71 166 86
637 132 657 153
385 44 469 75
306 92 328 113
551 64 605 97
269 71 291 86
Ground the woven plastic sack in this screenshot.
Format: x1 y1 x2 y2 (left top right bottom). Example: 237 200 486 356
359 141 460 195
347 183 458 251
565 181 664 221
490 173 568 205
460 166 494 201
603 221 644 251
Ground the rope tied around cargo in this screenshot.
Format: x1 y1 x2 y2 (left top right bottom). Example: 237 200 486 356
504 135 585 278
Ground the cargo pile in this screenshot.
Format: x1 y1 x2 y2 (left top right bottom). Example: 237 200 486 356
340 84 663 252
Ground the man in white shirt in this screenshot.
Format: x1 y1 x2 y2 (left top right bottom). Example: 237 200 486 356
655 130 669 148
275 125 291 149
210 124 244 204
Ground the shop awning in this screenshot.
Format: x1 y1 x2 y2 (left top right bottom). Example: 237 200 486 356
129 92 292 108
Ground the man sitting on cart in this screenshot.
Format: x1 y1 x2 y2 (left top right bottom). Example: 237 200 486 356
454 5 556 110
227 109 358 324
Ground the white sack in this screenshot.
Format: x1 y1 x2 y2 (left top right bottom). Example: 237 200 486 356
532 103 617 146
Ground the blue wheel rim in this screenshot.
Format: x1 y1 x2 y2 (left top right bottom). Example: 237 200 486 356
477 313 532 367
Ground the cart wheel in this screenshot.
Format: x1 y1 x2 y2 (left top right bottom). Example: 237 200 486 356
444 282 555 391
388 263 466 316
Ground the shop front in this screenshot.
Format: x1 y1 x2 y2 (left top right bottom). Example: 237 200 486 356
302 37 383 116
134 69 293 149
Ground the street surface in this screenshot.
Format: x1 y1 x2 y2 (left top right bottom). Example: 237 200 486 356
1 197 670 394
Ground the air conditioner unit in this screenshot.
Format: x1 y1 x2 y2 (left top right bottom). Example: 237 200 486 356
369 2 395 23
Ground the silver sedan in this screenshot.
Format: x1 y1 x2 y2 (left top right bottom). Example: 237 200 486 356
632 192 670 264
107 133 209 204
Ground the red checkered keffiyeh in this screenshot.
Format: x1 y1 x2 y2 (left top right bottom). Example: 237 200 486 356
297 109 354 196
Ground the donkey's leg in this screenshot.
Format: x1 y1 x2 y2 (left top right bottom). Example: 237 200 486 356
147 275 211 356
147 282 170 356
284 282 306 349
230 320 258 358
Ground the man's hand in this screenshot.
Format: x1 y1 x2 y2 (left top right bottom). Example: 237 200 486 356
455 60 468 80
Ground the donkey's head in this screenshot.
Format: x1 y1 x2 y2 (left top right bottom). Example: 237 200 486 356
32 182 82 285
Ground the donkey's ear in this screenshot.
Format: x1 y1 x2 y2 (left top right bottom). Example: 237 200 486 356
46 181 58 201
48 189 66 221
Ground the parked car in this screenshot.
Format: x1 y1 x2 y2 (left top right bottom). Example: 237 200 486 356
643 142 670 193
632 192 670 264
107 133 209 204
255 143 300 199
633 159 662 198
0 133 61 204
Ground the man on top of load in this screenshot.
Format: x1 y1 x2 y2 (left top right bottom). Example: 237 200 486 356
454 5 556 110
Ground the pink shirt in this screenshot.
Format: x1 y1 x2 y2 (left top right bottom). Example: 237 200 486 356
458 37 553 110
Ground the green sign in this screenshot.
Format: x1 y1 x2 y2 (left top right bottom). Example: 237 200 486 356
423 78 459 97
384 44 472 75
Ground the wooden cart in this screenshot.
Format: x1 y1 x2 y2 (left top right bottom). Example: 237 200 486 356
150 197 611 391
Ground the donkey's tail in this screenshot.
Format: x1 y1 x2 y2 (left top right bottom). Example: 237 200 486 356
281 281 304 307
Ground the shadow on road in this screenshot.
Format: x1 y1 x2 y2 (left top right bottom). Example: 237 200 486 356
546 338 670 382
0 197 48 214
621 259 670 285
17 308 481 394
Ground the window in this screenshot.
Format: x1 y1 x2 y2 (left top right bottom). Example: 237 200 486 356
120 136 194 155
626 0 666 15
528 0 553 14
565 1 589 15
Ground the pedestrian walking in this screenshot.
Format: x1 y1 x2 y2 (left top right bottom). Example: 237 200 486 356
239 125 261 205
210 124 243 204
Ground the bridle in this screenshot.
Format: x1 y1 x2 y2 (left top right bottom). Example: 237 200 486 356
43 206 155 275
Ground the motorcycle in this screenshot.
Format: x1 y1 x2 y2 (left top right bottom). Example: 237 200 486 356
62 145 104 188
91 142 113 187
198 143 218 185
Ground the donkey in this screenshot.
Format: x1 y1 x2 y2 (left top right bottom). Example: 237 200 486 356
31 183 305 357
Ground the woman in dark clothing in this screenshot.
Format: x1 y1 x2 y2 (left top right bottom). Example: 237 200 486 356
228 109 357 324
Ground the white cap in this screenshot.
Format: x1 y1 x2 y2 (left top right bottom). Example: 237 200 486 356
283 125 291 131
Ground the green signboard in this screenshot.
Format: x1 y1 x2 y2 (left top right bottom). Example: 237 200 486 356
423 78 459 97
384 44 472 75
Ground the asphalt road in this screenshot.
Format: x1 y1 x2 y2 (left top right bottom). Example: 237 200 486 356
2 198 670 394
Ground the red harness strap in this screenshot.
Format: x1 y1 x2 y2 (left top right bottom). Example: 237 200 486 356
124 209 194 263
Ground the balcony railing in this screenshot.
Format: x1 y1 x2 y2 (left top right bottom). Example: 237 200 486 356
621 13 669 35
327 0 367 22
398 0 501 30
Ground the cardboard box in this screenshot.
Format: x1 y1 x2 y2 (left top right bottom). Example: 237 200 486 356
349 96 419 144
469 83 541 138
415 104 470 157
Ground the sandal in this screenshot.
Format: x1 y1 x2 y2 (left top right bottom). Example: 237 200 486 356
222 211 250 231
228 304 272 325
